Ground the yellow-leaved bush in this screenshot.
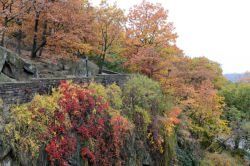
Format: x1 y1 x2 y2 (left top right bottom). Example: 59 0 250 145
5 89 62 163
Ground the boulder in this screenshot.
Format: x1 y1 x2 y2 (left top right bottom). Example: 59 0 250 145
0 73 16 83
0 52 7 72
0 46 39 81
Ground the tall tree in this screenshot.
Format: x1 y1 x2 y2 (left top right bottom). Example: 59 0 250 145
126 0 177 56
94 0 126 74
125 46 165 78
43 0 94 60
29 0 49 58
20 0 94 59
158 57 229 149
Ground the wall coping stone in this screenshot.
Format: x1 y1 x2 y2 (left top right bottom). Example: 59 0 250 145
0 74 132 105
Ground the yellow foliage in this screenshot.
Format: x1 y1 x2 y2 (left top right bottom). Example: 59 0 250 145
201 152 246 166
5 89 62 165
88 82 122 109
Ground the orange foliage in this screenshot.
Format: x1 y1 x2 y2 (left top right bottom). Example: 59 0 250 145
125 0 177 56
93 0 126 73
125 46 165 78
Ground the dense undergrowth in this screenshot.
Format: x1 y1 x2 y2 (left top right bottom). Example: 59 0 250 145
5 76 182 166
3 75 249 166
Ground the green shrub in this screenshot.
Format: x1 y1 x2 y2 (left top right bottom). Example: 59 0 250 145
200 152 246 166
88 82 123 110
122 75 166 118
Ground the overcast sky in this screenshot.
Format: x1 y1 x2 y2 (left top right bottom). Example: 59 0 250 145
91 0 250 74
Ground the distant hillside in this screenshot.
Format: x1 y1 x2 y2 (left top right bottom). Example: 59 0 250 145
224 73 244 82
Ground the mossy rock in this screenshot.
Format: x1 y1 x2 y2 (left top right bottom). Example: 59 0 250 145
0 73 16 83
0 46 39 81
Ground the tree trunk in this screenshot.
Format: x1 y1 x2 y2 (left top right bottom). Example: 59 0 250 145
16 29 22 55
31 12 39 58
39 19 48 57
98 53 105 74
85 54 89 77
1 16 8 47
16 19 22 55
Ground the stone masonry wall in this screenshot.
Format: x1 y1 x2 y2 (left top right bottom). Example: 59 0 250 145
0 74 131 105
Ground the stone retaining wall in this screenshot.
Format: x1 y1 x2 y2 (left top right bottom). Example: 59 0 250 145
0 74 131 105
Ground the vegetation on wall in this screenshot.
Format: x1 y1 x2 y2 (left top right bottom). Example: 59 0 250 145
6 81 132 166
5 78 181 165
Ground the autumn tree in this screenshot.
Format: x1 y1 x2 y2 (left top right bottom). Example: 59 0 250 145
0 0 94 60
93 0 126 74
157 57 229 150
14 0 30 55
123 0 179 79
126 0 177 56
0 0 29 47
27 0 50 58
43 0 94 60
125 46 166 78
26 0 94 59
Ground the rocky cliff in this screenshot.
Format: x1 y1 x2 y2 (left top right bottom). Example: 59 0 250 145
0 46 100 83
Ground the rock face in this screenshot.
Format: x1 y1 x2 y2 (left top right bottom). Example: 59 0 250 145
0 46 100 82
37 58 99 78
0 46 39 82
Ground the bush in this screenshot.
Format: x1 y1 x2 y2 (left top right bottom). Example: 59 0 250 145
5 81 132 166
122 75 166 117
5 76 182 166
122 75 181 165
88 82 122 110
200 152 245 166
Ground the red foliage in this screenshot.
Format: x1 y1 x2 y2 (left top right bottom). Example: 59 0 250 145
110 114 131 158
42 81 131 166
168 107 182 125
46 134 77 165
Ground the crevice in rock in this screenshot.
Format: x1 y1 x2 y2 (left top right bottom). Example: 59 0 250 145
23 67 34 75
1 62 14 79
